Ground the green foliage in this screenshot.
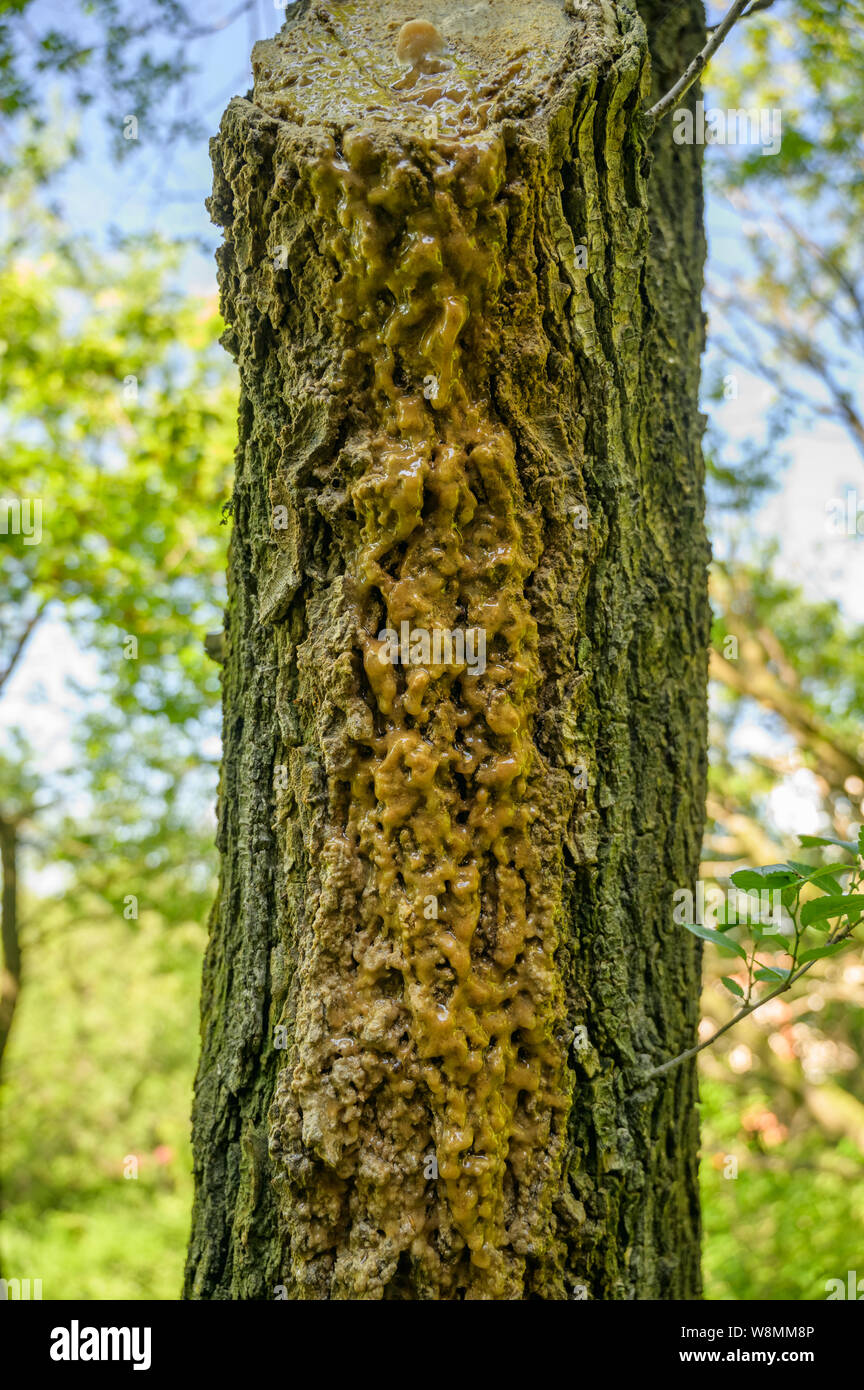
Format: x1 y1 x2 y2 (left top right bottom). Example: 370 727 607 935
0 147 235 923
1 901 205 1299
0 124 237 1296
0 154 234 720
707 0 864 500
701 1075 864 1301
713 0 864 206
0 0 211 165
683 837 864 1019
692 832 864 1300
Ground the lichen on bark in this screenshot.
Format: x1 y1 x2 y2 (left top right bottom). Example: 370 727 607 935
186 0 710 1301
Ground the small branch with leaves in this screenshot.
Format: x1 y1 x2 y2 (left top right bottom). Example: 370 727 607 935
646 831 864 1082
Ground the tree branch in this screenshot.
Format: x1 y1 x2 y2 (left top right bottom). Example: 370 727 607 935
645 0 755 127
710 645 864 789
0 601 47 697
643 922 859 1083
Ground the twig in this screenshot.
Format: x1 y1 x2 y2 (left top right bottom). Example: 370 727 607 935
707 0 777 30
645 0 755 128
643 921 859 1082
0 601 48 696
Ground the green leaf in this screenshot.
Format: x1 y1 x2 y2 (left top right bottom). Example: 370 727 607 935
683 923 748 959
808 873 845 896
731 865 799 889
798 942 854 965
800 894 864 928
721 976 745 999
787 861 851 881
754 966 791 982
729 870 765 891
786 861 848 898
755 935 794 953
798 835 858 855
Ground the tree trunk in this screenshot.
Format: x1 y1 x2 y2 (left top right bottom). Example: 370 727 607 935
185 0 709 1301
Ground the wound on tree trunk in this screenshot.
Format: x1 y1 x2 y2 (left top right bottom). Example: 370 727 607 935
186 0 710 1301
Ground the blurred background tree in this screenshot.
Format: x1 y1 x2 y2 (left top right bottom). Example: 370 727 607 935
0 127 235 1294
2 0 864 1298
699 0 864 1299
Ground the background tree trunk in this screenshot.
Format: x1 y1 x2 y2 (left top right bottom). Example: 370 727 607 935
185 0 709 1301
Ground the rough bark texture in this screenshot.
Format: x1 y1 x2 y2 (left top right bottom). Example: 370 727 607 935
185 0 709 1301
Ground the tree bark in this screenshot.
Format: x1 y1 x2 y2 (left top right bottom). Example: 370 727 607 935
186 0 710 1301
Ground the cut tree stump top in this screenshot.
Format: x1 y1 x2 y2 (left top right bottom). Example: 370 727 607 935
250 0 620 138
